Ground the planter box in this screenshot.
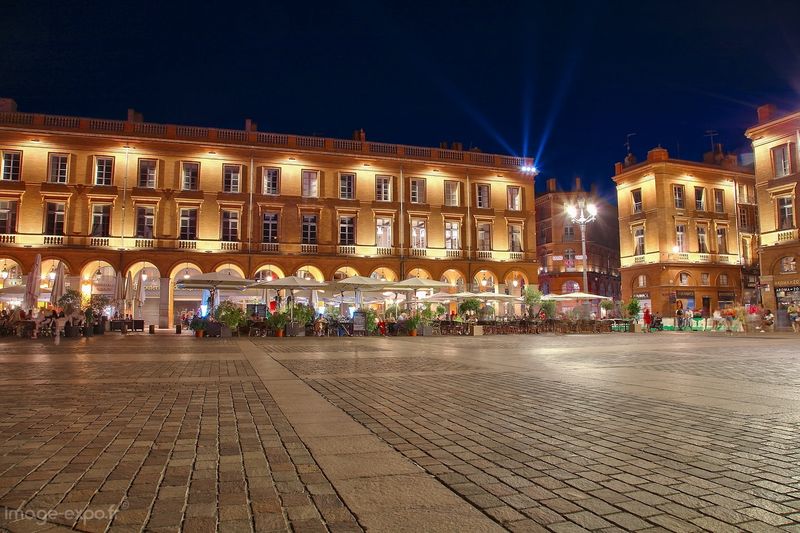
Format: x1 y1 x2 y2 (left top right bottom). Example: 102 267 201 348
83 326 94 337
93 324 104 335
287 324 306 337
220 325 232 338
65 325 81 338
469 325 484 336
631 323 642 333
420 325 433 336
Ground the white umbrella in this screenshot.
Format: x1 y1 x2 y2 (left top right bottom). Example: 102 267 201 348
327 276 385 308
135 270 146 319
24 254 41 310
1 284 50 303
49 262 66 307
177 271 254 290
550 292 611 301
124 271 134 316
113 273 125 313
382 278 452 291
252 275 327 290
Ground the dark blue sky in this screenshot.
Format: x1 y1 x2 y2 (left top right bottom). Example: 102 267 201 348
3 0 800 199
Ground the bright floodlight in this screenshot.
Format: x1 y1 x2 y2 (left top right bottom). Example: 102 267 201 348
520 165 538 174
566 205 578 218
587 203 598 217
672 245 680 253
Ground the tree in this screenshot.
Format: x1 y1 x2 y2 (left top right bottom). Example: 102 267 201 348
458 298 481 316
523 287 542 318
625 297 641 321
214 301 247 333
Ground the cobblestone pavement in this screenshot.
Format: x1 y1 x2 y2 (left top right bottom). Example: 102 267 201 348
1 332 800 532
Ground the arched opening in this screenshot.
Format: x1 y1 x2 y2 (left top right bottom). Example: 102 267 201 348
170 262 204 327
473 269 496 293
214 262 246 278
254 264 285 281
127 261 161 323
295 265 325 282
80 260 117 298
440 269 465 292
561 280 580 294
406 267 431 280
333 266 359 280
0 257 24 289
370 266 398 281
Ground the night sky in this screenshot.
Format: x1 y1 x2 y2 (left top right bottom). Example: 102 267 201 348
3 1 800 200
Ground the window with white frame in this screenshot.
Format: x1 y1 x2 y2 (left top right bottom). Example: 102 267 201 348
477 222 492 251
375 217 392 247
182 162 199 190
263 168 280 195
95 157 113 186
778 196 794 229
223 164 241 193
410 218 427 248
564 224 575 242
719 273 729 286
138 159 157 188
339 172 355 199
772 143 794 178
476 184 490 208
301 170 318 197
1 151 21 181
301 214 317 244
695 187 706 211
507 186 522 211
45 202 65 235
637 274 647 288
716 227 728 254
135 206 154 238
737 183 755 204
739 208 749 229
410 178 426 204
221 210 239 241
633 226 645 255
339 216 355 245
674 224 686 252
375 175 391 201
0 200 17 234
262 212 279 243
444 181 459 206
445 220 460 249
713 189 724 213
679 272 689 285
701 273 710 286
673 185 685 209
179 208 197 240
91 204 111 237
780 256 797 273
48 154 68 183
697 225 708 253
508 223 523 252
631 188 642 213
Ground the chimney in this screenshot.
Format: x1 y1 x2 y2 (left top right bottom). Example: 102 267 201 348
646 146 669 162
574 177 583 191
451 141 463 151
352 129 366 142
0 98 18 113
439 141 449 150
127 108 143 123
614 162 624 175
546 178 557 192
757 104 777 123
245 119 258 132
624 152 637 167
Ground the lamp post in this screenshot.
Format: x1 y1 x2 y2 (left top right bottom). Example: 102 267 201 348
566 198 598 293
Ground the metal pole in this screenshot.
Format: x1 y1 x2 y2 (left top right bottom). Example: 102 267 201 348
581 221 588 292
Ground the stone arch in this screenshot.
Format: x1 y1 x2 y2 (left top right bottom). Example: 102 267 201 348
332 265 360 280
0 256 24 287
295 265 325 282
405 266 431 279
213 261 246 278
369 266 398 281
253 264 285 281
473 269 497 291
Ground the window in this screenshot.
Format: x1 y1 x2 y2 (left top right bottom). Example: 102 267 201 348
507 186 521 211
221 210 239 241
179 208 197 240
262 212 279 243
737 183 755 204
679 272 689 286
410 219 427 248
48 154 69 183
780 256 797 273
376 217 392 247
508 224 523 252
302 215 317 244
699 273 709 286
637 274 647 288
182 162 199 190
445 220 460 249
138 159 157 188
772 144 793 178
719 273 729 286
633 227 645 255
563 224 575 242
476 184 490 208
1 151 21 181
263 168 280 195
675 224 687 252
339 216 355 245
339 173 355 199
713 189 724 213
477 222 492 251
716 227 728 254
410 179 426 204
135 206 154 238
695 187 706 211
95 157 113 186
0 200 17 234
697 225 708 253
564 249 576 270
375 175 391 201
45 202 65 235
301 170 318 197
444 181 459 206
91 205 111 237
739 208 749 229
673 185 685 209
778 197 794 229
562 280 580 294
223 164 241 193
631 189 642 213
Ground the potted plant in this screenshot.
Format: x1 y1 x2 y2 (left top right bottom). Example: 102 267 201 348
83 306 94 337
288 305 314 336
600 299 614 318
58 289 83 338
540 300 557 319
523 287 543 319
419 307 435 336
363 308 379 335
458 298 481 318
189 316 207 337
89 294 110 334
214 301 246 338
625 297 641 332
268 311 288 337
405 315 422 336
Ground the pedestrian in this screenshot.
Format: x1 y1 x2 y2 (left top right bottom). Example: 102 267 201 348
788 303 799 333
762 309 775 332
684 308 694 331
675 301 684 330
643 306 652 332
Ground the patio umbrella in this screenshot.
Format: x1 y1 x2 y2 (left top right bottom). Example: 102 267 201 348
382 278 452 291
177 271 254 290
23 254 41 310
49 262 66 307
560 291 612 300
113 273 125 314
253 275 328 321
327 276 385 308
1 284 50 303
134 270 147 319
124 271 134 316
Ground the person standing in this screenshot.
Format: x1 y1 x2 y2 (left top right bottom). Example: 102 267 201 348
675 301 684 330
684 308 694 331
643 306 652 333
788 303 799 333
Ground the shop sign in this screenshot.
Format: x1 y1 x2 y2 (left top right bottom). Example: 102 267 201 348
633 292 650 299
552 255 563 261
717 291 736 301
676 290 695 299
775 279 800 287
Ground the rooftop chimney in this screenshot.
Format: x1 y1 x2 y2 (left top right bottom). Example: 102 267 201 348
646 146 669 162
574 177 583 191
624 152 637 167
352 129 366 142
0 98 18 113
127 108 143 123
757 104 777 123
245 119 258 132
439 141 449 150
451 141 463 151
546 178 557 193
614 162 624 175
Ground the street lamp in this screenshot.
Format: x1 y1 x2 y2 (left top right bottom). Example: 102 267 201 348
566 198 598 293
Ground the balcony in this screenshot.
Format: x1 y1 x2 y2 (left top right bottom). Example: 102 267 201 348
43 235 64 246
178 239 198 250
410 247 427 257
135 238 154 248
220 241 240 251
508 251 524 261
376 247 394 256
760 228 797 247
621 251 741 268
476 250 493 260
445 249 463 259
90 237 110 247
260 242 279 253
301 244 318 254
338 245 356 255
0 234 16 244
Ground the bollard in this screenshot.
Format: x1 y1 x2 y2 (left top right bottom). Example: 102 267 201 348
149 325 155 334
175 324 182 334
121 324 127 335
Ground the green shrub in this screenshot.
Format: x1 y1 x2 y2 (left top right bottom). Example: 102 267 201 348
214 301 247 331
458 298 481 316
